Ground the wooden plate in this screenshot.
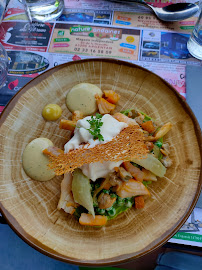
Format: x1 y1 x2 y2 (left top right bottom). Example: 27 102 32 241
0 59 201 266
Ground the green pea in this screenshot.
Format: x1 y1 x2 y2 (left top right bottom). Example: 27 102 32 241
96 208 105 215
108 208 116 217
125 201 133 208
117 196 124 206
154 140 163 148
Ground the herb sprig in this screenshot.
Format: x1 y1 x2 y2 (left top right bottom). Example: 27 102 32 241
87 113 104 141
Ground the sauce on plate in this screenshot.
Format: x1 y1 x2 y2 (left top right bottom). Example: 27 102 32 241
22 138 55 181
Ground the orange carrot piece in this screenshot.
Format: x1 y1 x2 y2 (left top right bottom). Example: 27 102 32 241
95 94 116 114
43 146 64 157
79 213 107 226
141 120 155 133
123 161 144 182
59 119 76 131
135 196 145 209
103 90 120 104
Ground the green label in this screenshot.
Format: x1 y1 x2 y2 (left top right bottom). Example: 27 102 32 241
54 38 70 42
173 232 202 243
180 26 194 30
58 30 64 36
70 25 92 34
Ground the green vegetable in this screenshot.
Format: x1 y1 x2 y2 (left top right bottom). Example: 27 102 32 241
117 196 124 206
131 162 142 169
132 153 166 177
110 193 117 198
139 110 152 122
95 183 101 189
102 189 110 194
120 109 131 116
108 208 116 217
72 169 95 217
125 200 133 208
107 198 134 220
154 140 163 148
96 208 105 215
87 113 104 141
143 180 152 187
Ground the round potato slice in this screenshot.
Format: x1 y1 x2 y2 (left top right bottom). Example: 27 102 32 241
66 83 102 115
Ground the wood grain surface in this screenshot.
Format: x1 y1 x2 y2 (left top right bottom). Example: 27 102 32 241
0 59 201 266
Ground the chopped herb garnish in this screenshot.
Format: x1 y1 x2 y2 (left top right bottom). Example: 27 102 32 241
87 113 104 141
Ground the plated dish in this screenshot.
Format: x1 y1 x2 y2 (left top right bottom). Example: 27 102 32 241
0 59 201 265
22 83 173 227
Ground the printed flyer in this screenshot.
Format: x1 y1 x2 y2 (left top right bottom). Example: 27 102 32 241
49 24 140 60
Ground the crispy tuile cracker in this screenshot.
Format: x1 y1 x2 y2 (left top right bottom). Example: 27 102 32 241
45 126 148 175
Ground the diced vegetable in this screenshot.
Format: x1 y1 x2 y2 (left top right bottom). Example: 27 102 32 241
103 90 120 104
142 180 152 187
154 139 163 148
59 119 76 131
72 110 83 122
132 153 166 177
120 109 131 116
117 179 150 198
141 120 155 133
79 213 107 226
123 161 144 182
139 111 152 122
154 122 172 140
72 169 95 216
135 196 145 209
95 94 115 114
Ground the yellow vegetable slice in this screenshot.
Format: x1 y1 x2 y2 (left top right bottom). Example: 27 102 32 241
72 169 95 217
132 154 166 177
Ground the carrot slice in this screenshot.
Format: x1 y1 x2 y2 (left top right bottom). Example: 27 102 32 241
95 94 115 114
79 213 107 226
135 196 145 209
59 119 76 131
123 161 144 182
141 120 155 133
103 90 120 104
